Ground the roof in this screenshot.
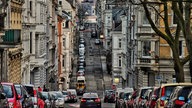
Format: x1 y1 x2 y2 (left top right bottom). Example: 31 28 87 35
160 83 192 88
1 82 14 85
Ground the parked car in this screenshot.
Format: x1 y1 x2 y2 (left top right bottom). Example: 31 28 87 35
67 89 78 102
78 66 85 72
115 87 134 108
79 38 85 44
49 91 65 108
24 84 38 108
104 90 115 103
126 90 138 108
165 86 192 108
37 91 46 108
133 87 153 108
95 39 100 45
0 83 8 108
181 90 192 108
49 92 57 108
62 91 71 102
14 84 33 108
40 91 52 108
2 82 22 108
147 87 160 108
80 93 101 108
140 89 152 108
156 83 192 108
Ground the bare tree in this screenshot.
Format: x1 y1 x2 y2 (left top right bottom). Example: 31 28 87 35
129 0 192 82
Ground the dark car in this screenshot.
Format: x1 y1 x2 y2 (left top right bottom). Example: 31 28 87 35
127 90 138 108
40 92 52 108
141 89 152 108
0 83 8 108
147 87 160 108
14 84 33 108
104 90 115 103
165 86 192 108
80 93 101 108
23 84 38 108
181 90 192 108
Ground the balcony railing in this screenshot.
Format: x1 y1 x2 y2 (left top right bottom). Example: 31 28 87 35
0 30 21 46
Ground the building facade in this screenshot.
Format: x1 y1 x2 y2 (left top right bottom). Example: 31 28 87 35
6 0 24 83
58 0 76 90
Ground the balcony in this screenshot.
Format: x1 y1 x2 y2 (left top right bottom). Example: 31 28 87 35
0 29 21 48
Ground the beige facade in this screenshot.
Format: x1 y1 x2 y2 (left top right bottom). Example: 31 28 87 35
7 0 24 83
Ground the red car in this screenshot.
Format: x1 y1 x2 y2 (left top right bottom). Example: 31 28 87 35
126 90 138 108
147 87 160 108
37 90 46 108
1 82 22 108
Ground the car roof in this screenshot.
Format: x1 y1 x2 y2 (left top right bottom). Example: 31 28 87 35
160 83 192 88
23 84 35 87
83 92 98 98
1 82 14 85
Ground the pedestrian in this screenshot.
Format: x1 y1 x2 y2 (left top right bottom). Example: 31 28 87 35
38 86 42 92
43 85 48 92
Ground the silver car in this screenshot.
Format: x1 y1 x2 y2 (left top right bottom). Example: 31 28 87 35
49 91 65 108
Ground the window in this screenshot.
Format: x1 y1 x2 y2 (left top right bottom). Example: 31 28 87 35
29 1 33 15
63 38 66 47
65 21 69 28
59 1 62 5
119 39 121 48
143 13 149 25
179 41 182 56
30 32 32 53
119 56 122 67
62 55 65 67
142 41 151 56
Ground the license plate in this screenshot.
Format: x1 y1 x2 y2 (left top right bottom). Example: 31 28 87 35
87 100 94 102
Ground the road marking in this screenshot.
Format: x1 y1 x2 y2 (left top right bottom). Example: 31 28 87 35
68 104 80 108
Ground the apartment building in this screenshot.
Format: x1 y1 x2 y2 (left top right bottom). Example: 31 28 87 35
58 0 76 90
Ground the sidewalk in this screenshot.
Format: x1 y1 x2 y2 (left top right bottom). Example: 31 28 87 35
101 56 112 90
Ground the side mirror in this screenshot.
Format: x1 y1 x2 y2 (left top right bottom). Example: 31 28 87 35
17 95 21 100
0 93 6 99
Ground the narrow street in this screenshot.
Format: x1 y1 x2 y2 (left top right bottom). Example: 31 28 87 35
65 30 114 108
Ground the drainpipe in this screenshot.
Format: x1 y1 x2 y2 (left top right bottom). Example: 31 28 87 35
46 0 50 88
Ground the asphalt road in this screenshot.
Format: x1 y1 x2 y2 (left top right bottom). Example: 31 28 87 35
65 30 115 108
64 99 115 108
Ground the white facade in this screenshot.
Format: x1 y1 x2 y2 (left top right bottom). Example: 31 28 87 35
21 0 58 89
103 9 112 49
111 31 126 88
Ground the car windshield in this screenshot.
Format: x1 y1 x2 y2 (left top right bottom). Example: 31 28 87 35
3 85 13 98
179 87 192 99
24 86 34 97
124 93 131 99
62 92 68 95
83 93 98 98
56 92 63 98
14 85 22 95
164 86 176 97
42 92 49 99
78 80 85 83
141 89 149 97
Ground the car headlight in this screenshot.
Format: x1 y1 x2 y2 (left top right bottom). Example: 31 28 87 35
9 102 14 108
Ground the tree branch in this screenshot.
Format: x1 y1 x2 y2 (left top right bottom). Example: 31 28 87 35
164 2 173 37
181 55 190 65
143 0 174 45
